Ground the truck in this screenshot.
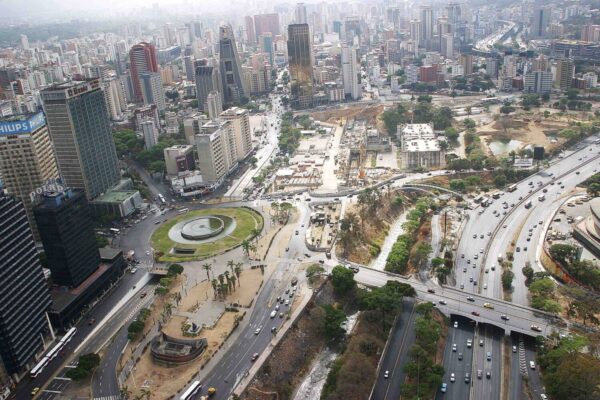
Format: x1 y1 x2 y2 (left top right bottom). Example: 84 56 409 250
127 250 135 261
538 194 545 201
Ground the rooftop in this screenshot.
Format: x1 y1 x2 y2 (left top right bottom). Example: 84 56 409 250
93 190 139 203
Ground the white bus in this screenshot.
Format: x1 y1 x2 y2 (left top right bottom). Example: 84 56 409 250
109 228 120 235
180 381 202 400
177 208 189 215
60 327 77 344
30 357 49 378
507 184 518 192
158 194 166 204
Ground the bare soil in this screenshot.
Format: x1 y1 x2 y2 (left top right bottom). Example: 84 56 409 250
308 104 385 127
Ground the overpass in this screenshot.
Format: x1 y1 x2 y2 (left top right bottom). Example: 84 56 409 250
401 183 463 198
350 264 563 338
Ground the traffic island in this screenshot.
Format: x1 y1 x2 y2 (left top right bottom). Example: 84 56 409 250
151 207 263 262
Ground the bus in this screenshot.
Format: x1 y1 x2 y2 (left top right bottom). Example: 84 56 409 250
109 228 120 235
481 198 491 207
177 208 189 215
507 184 518 192
30 357 50 378
180 381 202 400
158 194 166 204
60 327 77 344
46 342 63 360
473 195 484 204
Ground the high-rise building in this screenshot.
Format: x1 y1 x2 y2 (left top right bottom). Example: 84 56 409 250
531 6 551 39
410 20 422 44
341 44 361 100
287 23 314 109
245 16 256 45
206 91 223 121
140 72 166 112
195 59 221 113
295 3 308 24
460 54 473 75
195 120 237 184
420 5 434 48
555 58 574 91
34 189 100 288
163 145 195 176
441 33 454 58
486 58 498 78
140 119 159 149
103 77 127 121
220 107 252 161
0 184 52 376
219 25 247 105
0 112 59 240
41 80 120 200
20 34 29 50
524 70 553 94
253 13 280 39
581 24 600 42
129 42 159 103
183 113 208 145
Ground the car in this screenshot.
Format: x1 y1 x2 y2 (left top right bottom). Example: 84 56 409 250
285 299 290 306
477 369 482 379
145 250 150 255
473 234 477 239
458 352 463 360
275 304 280 311
480 248 484 253
453 321 458 328
501 314 510 321
452 343 457 352
480 234 484 239
450 373 456 382
31 387 40 396
467 259 471 264
541 394 548 400
279 312 284 318
530 360 536 369
295 230 299 235
427 288 436 293
88 318 96 325
483 283 488 289
467 296 475 302
465 373 471 383
254 327 262 335
474 254 478 260
441 383 447 393
486 371 491 379
285 247 289 252
140 292 147 298
460 283 464 289
483 302 494 309
439 300 447 305
384 370 389 379
513 345 517 353
531 325 542 332
487 232 492 236
470 276 473 282
480 339 484 346
463 267 467 272
271 327 277 333
251 352 259 361
467 339 472 348
486 352 492 361
461 253 465 258
471 311 480 316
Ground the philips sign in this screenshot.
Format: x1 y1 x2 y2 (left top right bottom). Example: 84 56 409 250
0 112 46 135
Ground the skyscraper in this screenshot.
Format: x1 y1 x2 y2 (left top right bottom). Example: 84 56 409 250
341 44 361 100
0 112 59 240
287 23 314 109
34 189 100 288
129 42 159 103
41 80 120 200
220 107 252 161
195 59 221 112
410 20 422 44
194 120 237 184
531 6 551 39
295 3 308 24
460 54 473 76
245 16 256 45
140 72 166 112
556 58 574 91
206 91 223 121
218 25 246 105
420 5 434 48
0 184 52 375
253 13 280 38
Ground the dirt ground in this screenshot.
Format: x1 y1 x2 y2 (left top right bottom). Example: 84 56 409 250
308 104 385 127
125 311 239 400
180 279 212 312
225 268 264 307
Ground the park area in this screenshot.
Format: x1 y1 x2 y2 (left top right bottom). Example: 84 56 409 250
151 207 263 262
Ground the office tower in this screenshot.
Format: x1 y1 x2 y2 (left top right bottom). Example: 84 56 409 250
20 34 29 50
184 49 194 81
486 58 498 78
410 20 422 45
220 107 252 161
582 24 600 42
441 34 454 58
183 113 208 145
556 58 574 91
295 3 308 24
460 54 473 76
420 5 434 48
245 16 256 45
254 13 280 38
218 25 246 105
195 59 221 112
194 120 236 184
103 77 127 121
524 71 553 94
140 72 166 112
141 119 159 149
34 189 100 288
129 42 159 103
206 91 222 121
531 6 551 39
260 33 274 65
41 80 120 200
287 24 314 109
446 3 461 25
0 184 52 375
0 112 59 241
341 44 361 100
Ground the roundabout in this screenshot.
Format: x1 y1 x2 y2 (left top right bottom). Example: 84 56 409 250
152 207 263 262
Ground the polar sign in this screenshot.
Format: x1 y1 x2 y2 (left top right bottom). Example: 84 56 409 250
0 112 46 135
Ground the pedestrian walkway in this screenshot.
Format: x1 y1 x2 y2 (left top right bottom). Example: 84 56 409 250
93 396 122 400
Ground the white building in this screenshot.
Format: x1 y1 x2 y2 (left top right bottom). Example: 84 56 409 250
341 43 361 100
140 119 159 149
220 107 253 161
163 144 195 176
583 72 598 88
194 120 237 185
206 91 223 121
524 71 553 94
398 123 445 170
406 64 419 84
183 113 208 145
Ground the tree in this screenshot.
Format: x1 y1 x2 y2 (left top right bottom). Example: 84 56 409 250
96 235 109 248
463 119 476 129
128 320 145 340
234 264 242 286
493 174 507 188
500 104 516 115
149 160 165 174
522 263 534 286
549 244 578 265
321 304 346 340
444 127 459 141
413 242 432 270
167 263 183 276
241 240 252 257
502 270 514 290
331 265 356 295
202 263 212 282
306 264 325 284
449 179 466 192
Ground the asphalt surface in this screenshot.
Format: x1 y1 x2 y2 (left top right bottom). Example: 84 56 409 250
437 315 475 400
471 324 502 400
524 337 545 400
370 298 417 400
509 333 525 400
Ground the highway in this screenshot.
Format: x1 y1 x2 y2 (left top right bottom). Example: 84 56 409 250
437 316 475 400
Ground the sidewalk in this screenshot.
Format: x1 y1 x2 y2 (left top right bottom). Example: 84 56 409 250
232 283 314 396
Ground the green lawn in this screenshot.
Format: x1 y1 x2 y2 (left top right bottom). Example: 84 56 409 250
152 207 263 262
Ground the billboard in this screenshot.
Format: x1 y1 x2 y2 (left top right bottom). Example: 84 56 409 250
0 112 46 135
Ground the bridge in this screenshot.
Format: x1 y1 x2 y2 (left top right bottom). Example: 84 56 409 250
401 183 464 198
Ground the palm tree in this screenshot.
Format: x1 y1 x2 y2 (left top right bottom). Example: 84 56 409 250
202 263 212 282
211 278 218 297
241 240 251 257
234 265 242 286
251 227 262 243
227 260 235 275
220 283 228 298
217 273 225 288
230 275 237 290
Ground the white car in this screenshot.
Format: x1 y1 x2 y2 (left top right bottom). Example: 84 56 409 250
450 373 456 382
384 370 389 379
453 321 458 328
254 327 262 335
